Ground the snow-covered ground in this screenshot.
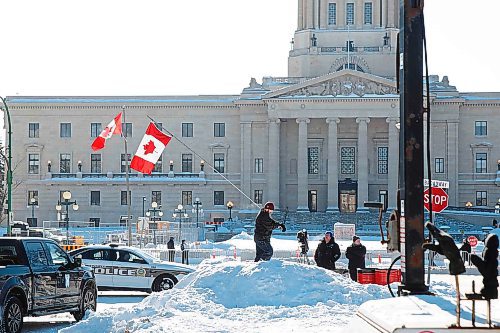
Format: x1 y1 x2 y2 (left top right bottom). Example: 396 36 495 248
54 233 498 333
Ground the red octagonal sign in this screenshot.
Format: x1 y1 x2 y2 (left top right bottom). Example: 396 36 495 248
424 187 449 213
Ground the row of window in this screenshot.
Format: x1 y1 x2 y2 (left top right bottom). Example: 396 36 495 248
28 153 492 176
27 189 265 207
28 122 226 139
327 2 373 26
29 153 230 174
28 121 490 140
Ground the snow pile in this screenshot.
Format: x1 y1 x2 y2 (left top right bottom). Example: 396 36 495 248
63 259 390 333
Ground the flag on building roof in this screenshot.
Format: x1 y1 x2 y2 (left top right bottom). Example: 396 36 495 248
130 122 172 174
91 112 123 151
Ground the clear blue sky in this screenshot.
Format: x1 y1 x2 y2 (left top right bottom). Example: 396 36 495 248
1 0 499 96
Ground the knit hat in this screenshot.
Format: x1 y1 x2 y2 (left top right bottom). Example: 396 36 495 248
264 202 275 210
352 235 360 242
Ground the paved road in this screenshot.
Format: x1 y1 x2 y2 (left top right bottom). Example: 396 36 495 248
23 292 148 333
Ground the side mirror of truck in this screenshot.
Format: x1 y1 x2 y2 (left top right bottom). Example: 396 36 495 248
73 255 82 267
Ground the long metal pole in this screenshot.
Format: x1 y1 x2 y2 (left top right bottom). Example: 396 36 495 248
65 201 69 245
398 0 428 294
122 106 132 246
1 97 12 235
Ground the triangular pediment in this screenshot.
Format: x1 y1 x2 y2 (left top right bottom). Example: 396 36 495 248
264 69 397 99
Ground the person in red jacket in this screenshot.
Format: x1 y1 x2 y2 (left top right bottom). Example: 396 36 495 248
345 235 367 281
253 202 286 261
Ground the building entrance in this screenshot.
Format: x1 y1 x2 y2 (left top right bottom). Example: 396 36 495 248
339 178 358 213
308 190 317 212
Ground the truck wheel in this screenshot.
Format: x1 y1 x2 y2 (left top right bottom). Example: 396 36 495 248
152 274 178 292
72 286 97 322
2 296 23 333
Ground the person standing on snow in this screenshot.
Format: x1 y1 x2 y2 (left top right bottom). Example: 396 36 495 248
167 237 175 262
346 235 367 281
254 202 286 262
314 231 341 270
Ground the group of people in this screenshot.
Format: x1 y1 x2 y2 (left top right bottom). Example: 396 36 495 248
253 201 367 281
167 237 189 264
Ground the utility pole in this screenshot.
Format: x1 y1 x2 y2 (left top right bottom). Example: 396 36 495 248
0 97 12 236
398 0 428 294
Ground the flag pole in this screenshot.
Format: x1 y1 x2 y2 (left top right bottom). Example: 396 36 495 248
122 106 132 246
146 115 261 209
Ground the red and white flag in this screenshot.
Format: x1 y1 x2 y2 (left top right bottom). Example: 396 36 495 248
130 122 172 174
91 112 123 151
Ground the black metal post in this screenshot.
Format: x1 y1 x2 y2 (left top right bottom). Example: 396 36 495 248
398 0 428 294
65 201 70 245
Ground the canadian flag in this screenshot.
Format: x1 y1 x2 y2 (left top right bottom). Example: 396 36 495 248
130 122 172 174
91 112 123 151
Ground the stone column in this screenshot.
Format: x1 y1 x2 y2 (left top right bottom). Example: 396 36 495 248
326 118 340 212
313 0 319 29
267 118 281 209
356 117 370 211
386 117 399 210
447 120 459 206
298 0 304 30
297 118 310 211
319 0 327 29
306 0 314 28
240 122 252 209
387 0 395 27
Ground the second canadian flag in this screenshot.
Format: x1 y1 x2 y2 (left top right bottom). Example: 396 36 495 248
130 122 172 174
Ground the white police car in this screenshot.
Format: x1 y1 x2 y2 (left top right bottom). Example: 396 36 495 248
69 244 194 292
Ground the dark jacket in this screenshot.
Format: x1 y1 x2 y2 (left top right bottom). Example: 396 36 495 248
254 209 280 241
459 241 472 253
167 239 175 250
346 243 367 269
314 238 341 270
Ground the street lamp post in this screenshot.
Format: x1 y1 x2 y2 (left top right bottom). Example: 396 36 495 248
192 198 203 240
29 197 37 226
226 201 234 221
142 196 146 218
1 97 13 235
145 201 163 245
173 204 188 242
55 191 79 245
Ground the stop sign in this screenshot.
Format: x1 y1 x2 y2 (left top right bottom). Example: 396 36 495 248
467 236 478 247
423 187 449 213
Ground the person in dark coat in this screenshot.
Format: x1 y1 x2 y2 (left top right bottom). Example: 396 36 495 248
180 239 189 265
254 202 285 262
471 234 499 299
459 238 472 265
167 237 175 262
314 231 341 270
345 235 367 281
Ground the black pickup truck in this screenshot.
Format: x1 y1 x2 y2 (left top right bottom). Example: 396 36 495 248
0 237 97 333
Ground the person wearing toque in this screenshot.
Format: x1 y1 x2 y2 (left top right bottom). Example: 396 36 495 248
253 201 286 261
346 235 367 281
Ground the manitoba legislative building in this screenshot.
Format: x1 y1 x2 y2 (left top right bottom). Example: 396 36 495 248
5 0 500 227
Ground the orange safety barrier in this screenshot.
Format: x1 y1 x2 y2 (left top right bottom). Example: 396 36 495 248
357 268 375 284
73 236 85 245
374 268 402 285
62 244 85 252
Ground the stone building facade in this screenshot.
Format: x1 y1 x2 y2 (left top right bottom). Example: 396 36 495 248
5 0 500 226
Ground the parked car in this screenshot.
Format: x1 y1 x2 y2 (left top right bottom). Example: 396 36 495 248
0 237 97 333
69 244 194 292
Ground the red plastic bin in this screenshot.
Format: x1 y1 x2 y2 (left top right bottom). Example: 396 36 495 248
375 268 401 285
357 268 375 284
